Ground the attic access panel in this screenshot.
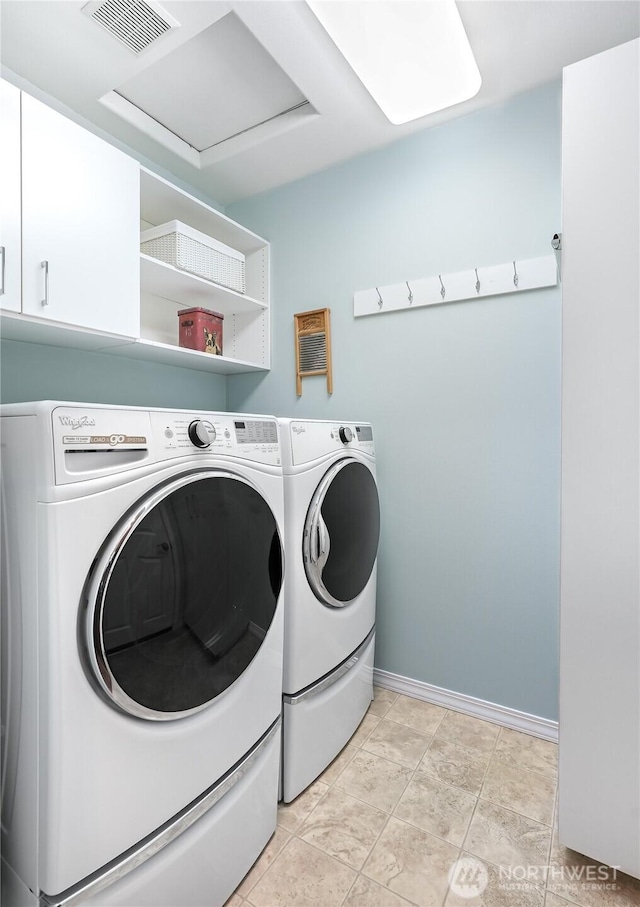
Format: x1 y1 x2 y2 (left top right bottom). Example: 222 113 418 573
113 11 311 153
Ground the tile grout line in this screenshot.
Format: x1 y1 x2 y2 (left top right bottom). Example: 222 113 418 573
323 699 451 907
276 701 399 903
364 709 449 907
348 693 423 907
478 737 558 828
543 790 559 902
490 754 559 784
453 717 503 900
360 706 460 907
234 824 292 901
322 697 417 905
456 726 556 907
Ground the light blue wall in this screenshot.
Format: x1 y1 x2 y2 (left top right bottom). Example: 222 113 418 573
0 80 562 719
0 340 226 411
228 83 562 720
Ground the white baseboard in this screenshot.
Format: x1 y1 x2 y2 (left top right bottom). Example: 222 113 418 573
373 668 558 743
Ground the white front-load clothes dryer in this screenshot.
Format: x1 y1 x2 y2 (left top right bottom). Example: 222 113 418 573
0 402 285 907
278 419 380 802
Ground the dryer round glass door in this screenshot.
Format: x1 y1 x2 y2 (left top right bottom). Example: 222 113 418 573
83 471 283 720
303 459 380 608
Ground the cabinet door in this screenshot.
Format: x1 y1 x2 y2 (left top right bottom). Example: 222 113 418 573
559 38 640 878
21 93 140 336
0 81 22 312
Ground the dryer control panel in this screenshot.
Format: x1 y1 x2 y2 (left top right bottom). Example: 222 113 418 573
288 420 375 466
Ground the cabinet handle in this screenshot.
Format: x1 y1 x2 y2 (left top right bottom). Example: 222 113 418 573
0 246 5 296
41 260 49 306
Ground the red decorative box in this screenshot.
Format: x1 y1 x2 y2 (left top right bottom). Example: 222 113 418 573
178 307 224 355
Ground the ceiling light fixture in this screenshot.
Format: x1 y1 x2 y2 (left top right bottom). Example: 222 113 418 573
306 0 481 125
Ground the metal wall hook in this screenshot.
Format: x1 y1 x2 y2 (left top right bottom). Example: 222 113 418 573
513 261 519 288
406 281 413 304
376 287 383 309
475 268 481 294
551 232 562 282
439 275 446 299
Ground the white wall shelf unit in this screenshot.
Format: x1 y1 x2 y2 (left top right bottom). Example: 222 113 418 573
139 169 267 256
139 167 270 372
0 311 266 376
140 256 267 316
104 338 268 375
354 254 557 317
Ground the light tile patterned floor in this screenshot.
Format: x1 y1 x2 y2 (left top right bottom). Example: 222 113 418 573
227 688 640 907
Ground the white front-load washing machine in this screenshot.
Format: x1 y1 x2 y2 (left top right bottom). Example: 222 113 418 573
1 401 285 907
278 419 380 802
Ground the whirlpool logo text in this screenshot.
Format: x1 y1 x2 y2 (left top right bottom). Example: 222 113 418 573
58 415 97 430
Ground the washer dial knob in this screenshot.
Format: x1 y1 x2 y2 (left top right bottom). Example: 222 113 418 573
339 426 354 444
188 420 216 448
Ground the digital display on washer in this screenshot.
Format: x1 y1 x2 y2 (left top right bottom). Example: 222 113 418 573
234 420 278 444
355 426 373 442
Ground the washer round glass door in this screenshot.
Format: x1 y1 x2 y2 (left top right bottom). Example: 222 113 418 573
303 458 380 608
84 470 283 720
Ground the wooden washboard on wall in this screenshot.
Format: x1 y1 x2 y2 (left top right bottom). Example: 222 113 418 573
294 308 333 395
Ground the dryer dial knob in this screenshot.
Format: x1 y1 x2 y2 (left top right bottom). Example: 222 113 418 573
339 426 354 444
188 420 216 448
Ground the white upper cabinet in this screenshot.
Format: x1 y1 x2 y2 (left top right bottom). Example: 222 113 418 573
21 92 140 336
1 81 270 373
0 80 21 312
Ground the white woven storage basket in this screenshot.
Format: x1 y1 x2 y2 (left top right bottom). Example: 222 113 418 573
140 220 246 294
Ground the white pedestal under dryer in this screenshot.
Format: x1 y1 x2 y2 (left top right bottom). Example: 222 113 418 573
278 419 380 803
1 402 285 907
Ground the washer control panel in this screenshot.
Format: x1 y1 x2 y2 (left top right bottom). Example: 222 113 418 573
52 406 281 485
152 412 280 465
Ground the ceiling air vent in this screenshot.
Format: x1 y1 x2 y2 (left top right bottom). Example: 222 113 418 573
83 0 179 55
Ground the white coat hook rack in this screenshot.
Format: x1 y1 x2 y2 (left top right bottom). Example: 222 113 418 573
353 253 558 318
